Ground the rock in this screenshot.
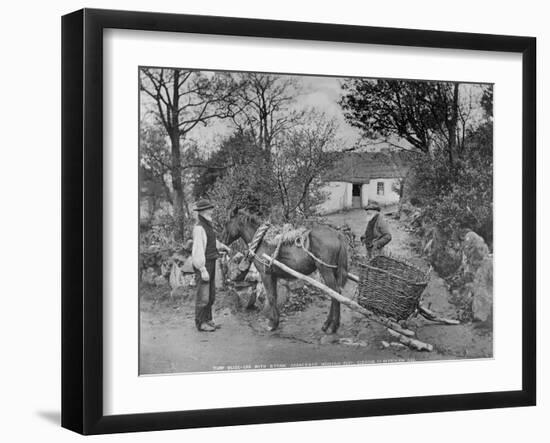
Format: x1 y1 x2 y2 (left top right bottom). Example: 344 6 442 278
339 338 368 347
462 231 490 278
277 280 291 307
141 267 156 284
424 228 462 277
153 275 167 286
381 340 390 349
245 264 261 282
471 257 493 322
184 274 196 287
288 279 305 290
421 276 455 318
235 285 258 309
320 334 340 345
227 252 245 281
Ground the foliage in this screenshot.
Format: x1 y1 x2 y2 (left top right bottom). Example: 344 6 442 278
139 218 189 252
407 122 493 245
193 131 261 199
341 78 493 245
202 110 338 228
206 143 275 230
139 125 171 186
139 68 240 240
228 73 303 154
340 79 480 158
271 112 337 221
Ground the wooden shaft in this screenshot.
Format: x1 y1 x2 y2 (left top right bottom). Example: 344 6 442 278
387 328 433 352
418 304 460 325
262 254 415 337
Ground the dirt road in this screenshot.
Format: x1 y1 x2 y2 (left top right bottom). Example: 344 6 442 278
140 209 492 375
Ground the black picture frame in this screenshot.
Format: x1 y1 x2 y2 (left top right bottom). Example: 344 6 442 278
61 8 536 435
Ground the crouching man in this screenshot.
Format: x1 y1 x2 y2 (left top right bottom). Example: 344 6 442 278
360 202 392 259
191 199 230 332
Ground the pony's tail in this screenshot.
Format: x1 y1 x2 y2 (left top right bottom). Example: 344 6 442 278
336 235 348 289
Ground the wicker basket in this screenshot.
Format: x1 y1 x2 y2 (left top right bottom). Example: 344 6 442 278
355 254 429 321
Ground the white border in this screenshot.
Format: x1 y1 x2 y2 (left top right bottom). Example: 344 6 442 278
104 29 523 415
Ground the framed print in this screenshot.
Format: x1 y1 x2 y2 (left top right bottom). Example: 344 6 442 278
61 8 536 435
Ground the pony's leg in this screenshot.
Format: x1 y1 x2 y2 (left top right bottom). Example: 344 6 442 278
261 273 280 331
319 268 341 334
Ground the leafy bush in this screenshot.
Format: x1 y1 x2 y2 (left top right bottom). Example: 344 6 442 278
407 123 493 246
201 113 337 229
207 156 275 232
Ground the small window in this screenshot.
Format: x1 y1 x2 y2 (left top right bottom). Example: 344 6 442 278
377 182 384 195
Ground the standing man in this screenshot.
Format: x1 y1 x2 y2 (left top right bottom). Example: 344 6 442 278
191 199 230 332
360 202 392 259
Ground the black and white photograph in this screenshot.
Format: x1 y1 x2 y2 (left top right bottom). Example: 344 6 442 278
138 68 494 375
2 0 545 440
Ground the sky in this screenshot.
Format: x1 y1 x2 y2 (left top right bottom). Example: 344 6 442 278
140 71 364 157
140 70 487 157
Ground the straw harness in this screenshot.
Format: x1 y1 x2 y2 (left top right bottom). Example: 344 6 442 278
240 223 338 273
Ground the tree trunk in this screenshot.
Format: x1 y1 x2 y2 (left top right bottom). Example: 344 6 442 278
447 83 459 167
170 132 185 241
170 70 185 242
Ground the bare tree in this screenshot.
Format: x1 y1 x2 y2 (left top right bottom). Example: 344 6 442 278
272 111 337 221
140 68 238 240
229 73 303 159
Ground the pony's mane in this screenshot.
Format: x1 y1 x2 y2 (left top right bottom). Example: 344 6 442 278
237 210 264 226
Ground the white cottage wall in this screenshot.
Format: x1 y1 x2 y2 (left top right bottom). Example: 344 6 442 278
367 178 401 205
318 181 352 214
361 183 369 207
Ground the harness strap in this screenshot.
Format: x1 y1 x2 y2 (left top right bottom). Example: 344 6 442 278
242 223 338 273
294 236 338 269
238 223 271 273
266 235 284 270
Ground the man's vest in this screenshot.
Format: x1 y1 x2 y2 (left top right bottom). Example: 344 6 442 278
197 216 218 261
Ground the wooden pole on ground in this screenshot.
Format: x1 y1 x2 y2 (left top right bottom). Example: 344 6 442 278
387 328 433 352
262 254 415 338
418 304 460 325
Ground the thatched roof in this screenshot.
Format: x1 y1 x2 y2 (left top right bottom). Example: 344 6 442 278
324 150 414 183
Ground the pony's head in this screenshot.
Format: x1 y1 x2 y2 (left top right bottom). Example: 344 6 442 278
221 207 262 245
221 207 246 245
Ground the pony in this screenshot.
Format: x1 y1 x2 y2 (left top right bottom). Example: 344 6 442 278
222 208 348 333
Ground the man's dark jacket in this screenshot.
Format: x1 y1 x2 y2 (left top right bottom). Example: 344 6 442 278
361 213 392 250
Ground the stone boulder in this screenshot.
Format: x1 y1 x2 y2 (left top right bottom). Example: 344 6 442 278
470 257 493 322
423 228 462 277
231 282 260 310
420 275 455 318
141 267 157 284
459 231 492 322
462 231 490 278
153 275 167 286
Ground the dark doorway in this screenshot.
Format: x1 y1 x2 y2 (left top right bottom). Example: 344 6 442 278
352 183 362 208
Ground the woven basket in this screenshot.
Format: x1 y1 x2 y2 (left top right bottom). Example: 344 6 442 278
355 254 429 321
